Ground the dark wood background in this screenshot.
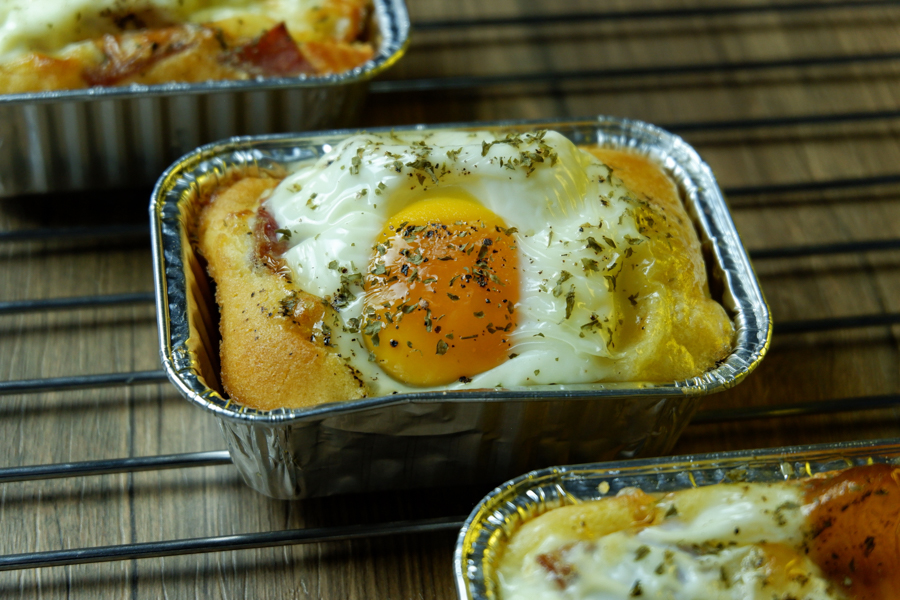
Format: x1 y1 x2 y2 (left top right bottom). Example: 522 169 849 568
1 0 899 597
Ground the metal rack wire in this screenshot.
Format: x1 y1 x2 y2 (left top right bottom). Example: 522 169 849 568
1 0 899 578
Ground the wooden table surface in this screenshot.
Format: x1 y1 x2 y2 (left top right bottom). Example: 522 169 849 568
2 0 900 597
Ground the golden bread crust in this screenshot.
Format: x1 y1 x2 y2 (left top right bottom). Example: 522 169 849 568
586 148 733 381
196 177 366 411
0 53 88 93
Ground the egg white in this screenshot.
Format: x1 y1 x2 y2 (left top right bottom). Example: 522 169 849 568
264 129 652 396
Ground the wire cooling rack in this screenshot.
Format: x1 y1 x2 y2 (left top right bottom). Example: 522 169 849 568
1 0 899 586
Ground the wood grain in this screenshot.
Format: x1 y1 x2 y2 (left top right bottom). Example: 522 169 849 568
1 0 899 597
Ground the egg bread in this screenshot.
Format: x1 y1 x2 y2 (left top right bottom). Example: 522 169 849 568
497 463 900 600
195 131 734 410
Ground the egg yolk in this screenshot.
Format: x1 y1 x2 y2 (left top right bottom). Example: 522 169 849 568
361 197 520 386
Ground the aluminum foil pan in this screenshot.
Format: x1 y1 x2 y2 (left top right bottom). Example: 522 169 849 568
0 0 409 197
454 438 900 600
150 116 770 499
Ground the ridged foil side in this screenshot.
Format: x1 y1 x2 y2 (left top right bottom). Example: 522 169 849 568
150 116 771 498
0 0 409 197
217 396 698 499
453 438 900 600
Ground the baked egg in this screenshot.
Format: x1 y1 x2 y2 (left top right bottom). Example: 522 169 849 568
262 129 733 396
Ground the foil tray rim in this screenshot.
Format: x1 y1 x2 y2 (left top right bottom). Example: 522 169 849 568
150 115 771 426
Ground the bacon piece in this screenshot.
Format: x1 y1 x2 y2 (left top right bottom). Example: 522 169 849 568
84 26 204 86
535 548 577 590
234 23 315 77
253 207 291 280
